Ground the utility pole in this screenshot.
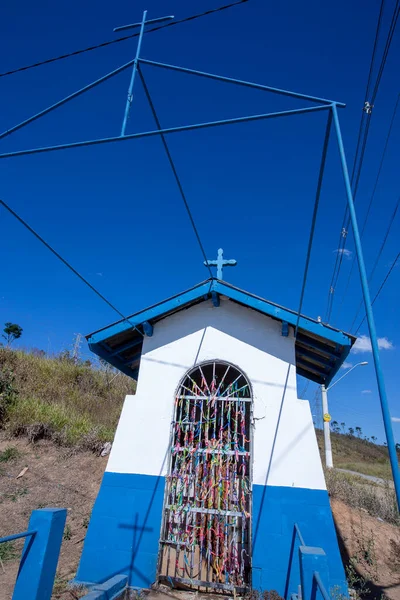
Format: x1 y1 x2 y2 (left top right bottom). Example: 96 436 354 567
321 361 368 469
321 385 333 469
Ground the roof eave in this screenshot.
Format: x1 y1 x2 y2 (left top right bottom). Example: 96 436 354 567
86 278 355 385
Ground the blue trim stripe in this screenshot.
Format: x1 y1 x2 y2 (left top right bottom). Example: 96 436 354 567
87 281 212 344
87 279 354 349
85 279 354 384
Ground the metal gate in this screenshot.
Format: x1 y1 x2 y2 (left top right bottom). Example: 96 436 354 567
158 361 252 593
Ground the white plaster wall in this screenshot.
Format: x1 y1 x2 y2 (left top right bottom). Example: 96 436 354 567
106 298 326 491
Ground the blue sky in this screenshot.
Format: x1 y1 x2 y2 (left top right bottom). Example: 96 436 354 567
0 0 399 443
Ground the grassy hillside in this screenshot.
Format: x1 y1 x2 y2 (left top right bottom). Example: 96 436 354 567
0 348 134 450
316 429 397 480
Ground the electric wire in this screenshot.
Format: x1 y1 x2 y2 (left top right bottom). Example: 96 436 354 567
254 113 332 546
0 1 249 283
0 199 144 337
0 0 249 79
138 65 213 278
323 0 386 323
299 380 310 398
349 194 400 331
253 111 332 550
370 0 400 103
336 93 400 319
324 0 400 323
354 251 400 333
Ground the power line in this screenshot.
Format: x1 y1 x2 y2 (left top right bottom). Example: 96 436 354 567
349 194 400 331
253 114 332 529
336 93 400 319
0 0 249 79
0 199 144 336
351 0 387 188
324 0 386 324
138 65 213 278
370 0 400 103
299 379 310 398
355 251 400 333
324 0 400 323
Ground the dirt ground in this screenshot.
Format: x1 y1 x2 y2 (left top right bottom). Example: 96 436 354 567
1 435 399 600
332 498 400 599
0 434 106 599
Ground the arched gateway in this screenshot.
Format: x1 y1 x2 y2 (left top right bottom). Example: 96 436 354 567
158 361 252 592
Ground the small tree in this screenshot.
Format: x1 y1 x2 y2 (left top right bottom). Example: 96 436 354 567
340 422 346 434
355 426 362 438
2 323 23 347
348 427 355 436
330 420 341 434
371 436 377 444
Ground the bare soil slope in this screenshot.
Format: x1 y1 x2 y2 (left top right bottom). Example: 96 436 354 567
0 435 106 599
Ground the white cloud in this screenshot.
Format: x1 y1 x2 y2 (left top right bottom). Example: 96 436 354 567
96 272 103 277
333 248 352 259
341 361 353 369
378 337 394 350
391 417 400 423
361 389 372 394
352 335 394 353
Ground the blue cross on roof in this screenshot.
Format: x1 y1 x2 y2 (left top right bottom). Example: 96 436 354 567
204 248 237 280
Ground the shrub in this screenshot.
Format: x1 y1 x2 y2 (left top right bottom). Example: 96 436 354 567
0 347 135 450
0 446 20 462
325 469 399 525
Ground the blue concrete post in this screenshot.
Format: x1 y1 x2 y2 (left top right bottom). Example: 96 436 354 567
13 508 67 600
299 546 329 600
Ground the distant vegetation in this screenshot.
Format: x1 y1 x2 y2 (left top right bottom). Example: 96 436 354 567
0 347 135 450
315 429 399 480
329 420 399 450
2 322 23 347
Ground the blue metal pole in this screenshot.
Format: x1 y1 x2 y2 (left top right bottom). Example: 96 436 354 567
13 509 66 600
0 531 36 544
331 103 400 511
0 58 137 142
0 104 328 160
120 10 147 136
139 58 346 108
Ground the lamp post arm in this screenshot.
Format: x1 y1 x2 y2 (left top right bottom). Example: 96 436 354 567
326 362 366 391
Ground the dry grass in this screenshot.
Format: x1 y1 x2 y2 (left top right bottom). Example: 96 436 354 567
0 348 135 450
316 430 395 481
338 462 393 481
326 469 399 525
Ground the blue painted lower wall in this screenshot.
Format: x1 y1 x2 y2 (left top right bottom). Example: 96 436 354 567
252 484 347 597
76 473 346 596
76 472 165 588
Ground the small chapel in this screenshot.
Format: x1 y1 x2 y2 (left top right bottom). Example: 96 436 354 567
76 252 355 597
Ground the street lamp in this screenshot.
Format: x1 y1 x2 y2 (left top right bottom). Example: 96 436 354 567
321 361 368 468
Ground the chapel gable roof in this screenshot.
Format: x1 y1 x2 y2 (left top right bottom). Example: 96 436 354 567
86 278 356 385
